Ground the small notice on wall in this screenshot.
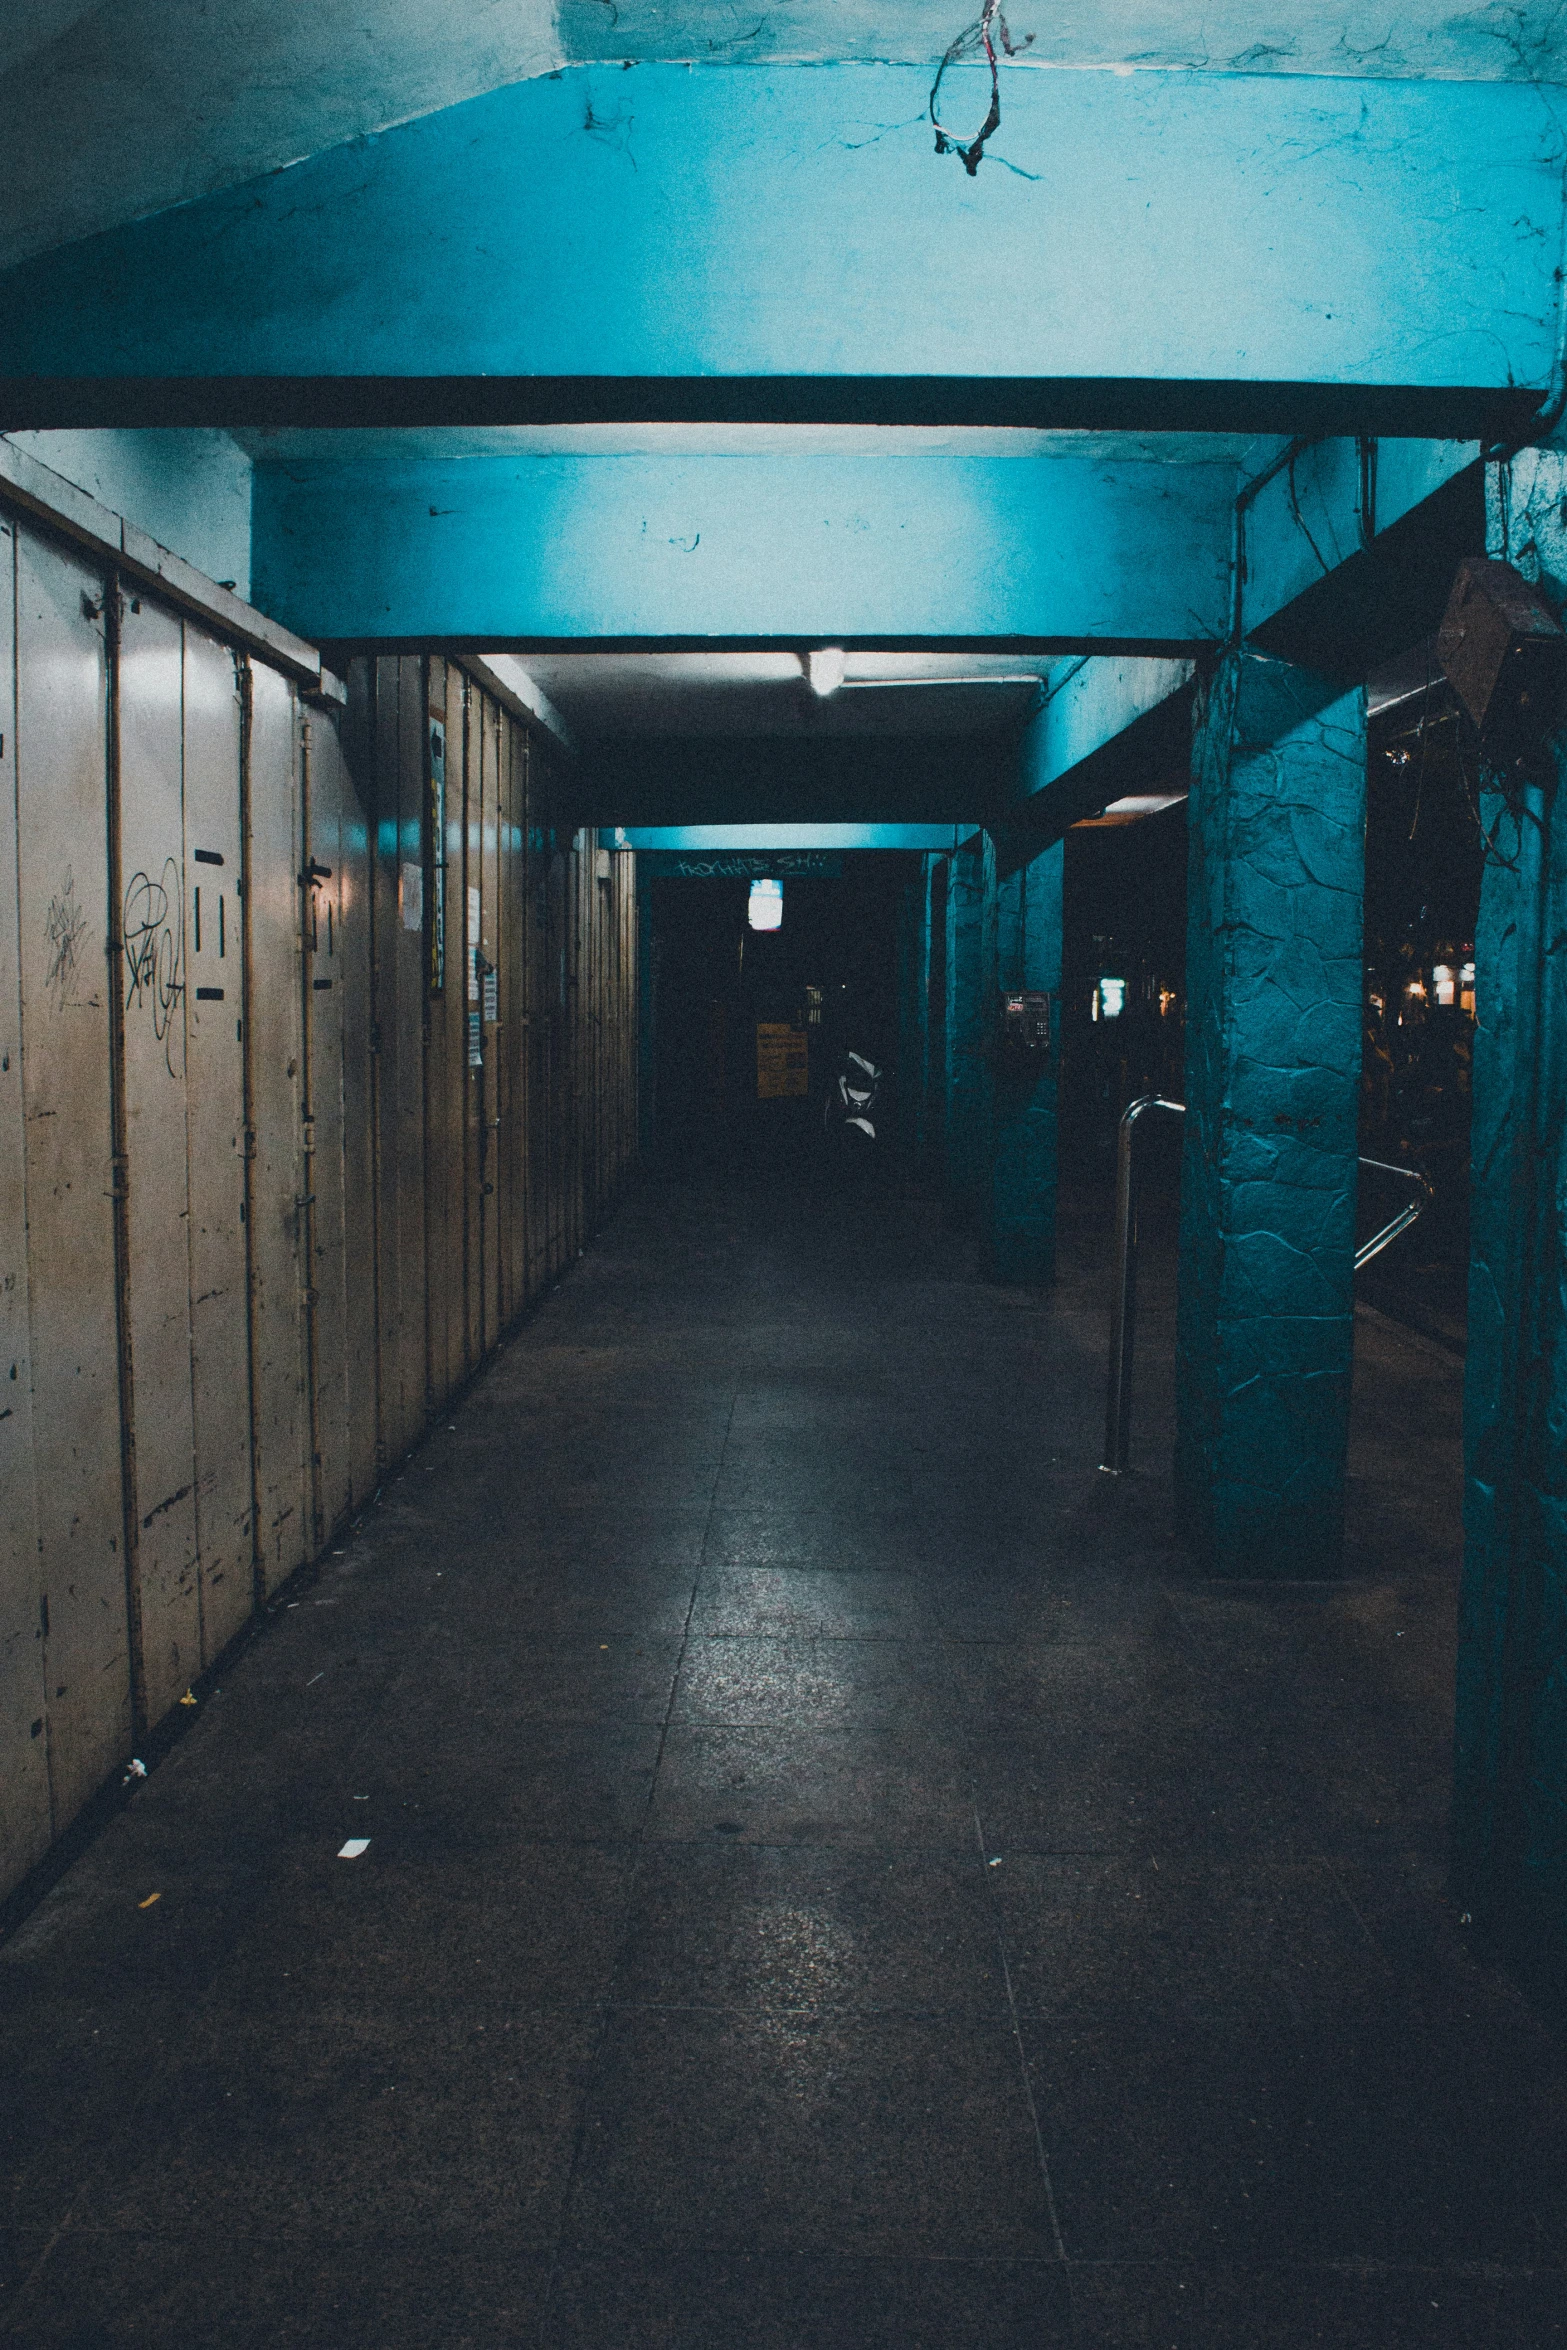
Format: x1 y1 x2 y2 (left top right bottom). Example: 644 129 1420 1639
756 1023 809 1100
467 887 481 1002
483 967 498 1025
399 861 423 931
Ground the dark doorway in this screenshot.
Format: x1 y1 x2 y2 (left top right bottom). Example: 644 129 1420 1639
647 859 909 1174
1059 798 1189 1215
1359 678 1483 1352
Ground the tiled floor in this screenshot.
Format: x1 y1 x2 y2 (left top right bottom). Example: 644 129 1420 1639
2 1173 1563 2348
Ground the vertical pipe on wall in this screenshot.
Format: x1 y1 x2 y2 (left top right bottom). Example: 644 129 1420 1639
119 594 204 1722
102 571 149 1743
393 658 428 1454
236 655 264 1612
296 715 324 1555
0 511 50 1890
182 635 255 1660
339 659 379 1506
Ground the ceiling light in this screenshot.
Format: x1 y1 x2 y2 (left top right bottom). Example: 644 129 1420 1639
806 648 846 698
839 674 1043 692
748 878 783 932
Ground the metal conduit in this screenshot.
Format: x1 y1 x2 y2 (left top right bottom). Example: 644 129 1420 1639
1099 1096 1433 1477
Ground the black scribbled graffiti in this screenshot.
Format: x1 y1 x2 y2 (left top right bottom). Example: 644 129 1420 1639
123 859 185 1078
44 867 89 1011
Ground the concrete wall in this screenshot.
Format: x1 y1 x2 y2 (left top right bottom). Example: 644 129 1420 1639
2 431 252 601
0 498 638 1906
1453 444 1567 2000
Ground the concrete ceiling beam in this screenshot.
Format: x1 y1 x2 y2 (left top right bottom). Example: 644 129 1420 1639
0 65 1556 439
251 451 1236 646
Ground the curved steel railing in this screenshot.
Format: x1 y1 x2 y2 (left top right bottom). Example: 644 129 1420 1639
1099 1097 1432 1476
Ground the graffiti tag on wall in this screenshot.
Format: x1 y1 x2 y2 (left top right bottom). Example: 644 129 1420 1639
44 867 89 1012
123 859 186 1079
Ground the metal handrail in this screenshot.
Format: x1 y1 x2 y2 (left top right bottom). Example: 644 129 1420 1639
1098 1097 1432 1476
1100 1097 1185 1477
1353 1156 1433 1271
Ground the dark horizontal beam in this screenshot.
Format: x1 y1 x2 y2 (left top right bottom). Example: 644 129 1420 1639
0 376 1542 441
320 633 1211 661
565 735 1013 829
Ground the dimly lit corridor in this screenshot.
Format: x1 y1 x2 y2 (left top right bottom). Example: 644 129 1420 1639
4 1170 1564 2345
8 8 1567 2343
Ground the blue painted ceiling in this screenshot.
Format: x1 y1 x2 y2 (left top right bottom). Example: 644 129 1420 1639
2 3 1546 768
4 0 1565 270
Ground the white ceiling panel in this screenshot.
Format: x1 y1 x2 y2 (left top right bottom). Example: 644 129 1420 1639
518 647 1058 737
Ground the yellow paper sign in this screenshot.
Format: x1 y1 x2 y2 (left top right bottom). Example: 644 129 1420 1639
756 1023 809 1100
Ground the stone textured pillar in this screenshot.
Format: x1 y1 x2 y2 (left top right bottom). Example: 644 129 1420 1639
989 843 1063 1283
1174 649 1366 1575
1454 446 1567 1988
894 866 926 1167
944 830 996 1221
922 854 948 1181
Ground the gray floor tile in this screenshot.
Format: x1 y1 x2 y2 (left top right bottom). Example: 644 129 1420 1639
609 1842 1009 2017
563 2006 1056 2258
544 2252 1073 2348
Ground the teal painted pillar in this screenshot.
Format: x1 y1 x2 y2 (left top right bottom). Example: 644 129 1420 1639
990 845 1064 1283
945 832 996 1220
1175 649 1366 1575
895 869 923 1166
636 866 656 1156
1454 446 1567 1991
922 854 948 1183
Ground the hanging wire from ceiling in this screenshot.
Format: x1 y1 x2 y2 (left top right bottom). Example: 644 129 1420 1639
929 0 1033 175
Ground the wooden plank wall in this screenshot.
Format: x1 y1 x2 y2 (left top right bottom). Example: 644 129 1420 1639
0 523 641 1907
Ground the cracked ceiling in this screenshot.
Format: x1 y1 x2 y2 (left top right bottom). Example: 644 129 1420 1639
2 0 1564 270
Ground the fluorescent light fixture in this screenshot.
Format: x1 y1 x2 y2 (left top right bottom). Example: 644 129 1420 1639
806 647 846 698
840 674 1043 691
748 877 784 931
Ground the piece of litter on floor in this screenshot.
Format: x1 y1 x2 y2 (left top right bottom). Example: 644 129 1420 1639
353 1794 369 1801
287 1602 299 1609
123 1758 147 1781
600 1644 609 1651
988 1857 1002 1868
333 1549 346 1557
138 1892 161 1909
305 1671 324 1686
338 1839 370 1859
179 1688 197 1706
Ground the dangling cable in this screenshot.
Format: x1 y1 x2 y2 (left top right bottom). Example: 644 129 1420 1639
930 0 1031 176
